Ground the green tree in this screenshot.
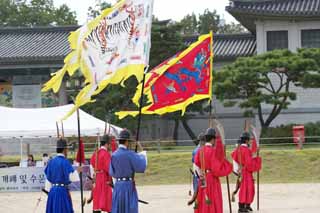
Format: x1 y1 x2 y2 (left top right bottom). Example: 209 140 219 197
218 22 247 34
0 0 77 26
180 13 198 35
198 9 220 34
214 49 319 128
87 1 112 19
299 48 320 88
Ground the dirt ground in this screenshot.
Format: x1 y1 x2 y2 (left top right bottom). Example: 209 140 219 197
0 184 319 213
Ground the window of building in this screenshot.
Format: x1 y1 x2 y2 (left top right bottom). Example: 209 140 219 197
267 31 288 51
301 29 320 48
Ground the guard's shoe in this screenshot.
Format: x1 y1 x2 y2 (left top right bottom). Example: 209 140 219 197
246 204 253 212
238 203 249 213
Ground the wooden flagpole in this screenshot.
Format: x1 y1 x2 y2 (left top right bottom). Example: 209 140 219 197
76 109 84 213
135 67 148 151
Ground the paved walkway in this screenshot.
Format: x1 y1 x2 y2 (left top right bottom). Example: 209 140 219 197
0 184 319 212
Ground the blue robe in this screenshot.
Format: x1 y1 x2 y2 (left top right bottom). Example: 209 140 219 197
192 145 200 190
44 155 74 213
109 147 147 213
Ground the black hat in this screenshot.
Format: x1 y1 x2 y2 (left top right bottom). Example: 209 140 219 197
204 128 216 142
118 129 133 141
240 132 251 141
205 128 216 137
101 134 111 144
57 138 69 149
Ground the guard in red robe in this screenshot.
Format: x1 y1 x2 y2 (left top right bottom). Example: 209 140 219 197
194 128 232 213
231 132 262 213
90 135 113 213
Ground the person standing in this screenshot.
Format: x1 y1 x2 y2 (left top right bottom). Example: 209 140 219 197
90 134 113 213
194 128 232 213
192 133 203 192
44 138 82 213
109 129 147 213
231 132 262 213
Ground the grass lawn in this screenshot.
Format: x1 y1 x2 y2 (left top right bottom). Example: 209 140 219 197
135 149 320 185
1 148 319 185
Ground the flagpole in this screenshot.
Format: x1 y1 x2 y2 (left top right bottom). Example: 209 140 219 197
135 66 148 151
76 108 84 213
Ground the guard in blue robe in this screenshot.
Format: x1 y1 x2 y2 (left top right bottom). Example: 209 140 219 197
191 133 204 191
109 129 147 213
44 139 81 213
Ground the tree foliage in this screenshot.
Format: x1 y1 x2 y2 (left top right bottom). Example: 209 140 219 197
179 9 246 35
214 49 320 128
0 0 77 26
87 1 112 19
217 22 247 34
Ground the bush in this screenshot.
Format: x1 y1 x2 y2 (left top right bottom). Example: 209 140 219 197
261 122 320 144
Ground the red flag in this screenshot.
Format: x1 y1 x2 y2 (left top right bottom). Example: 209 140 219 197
116 33 213 118
111 137 118 153
76 139 85 164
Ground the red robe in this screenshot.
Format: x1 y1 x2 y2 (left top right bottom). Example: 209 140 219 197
90 147 112 212
194 139 232 213
231 144 262 204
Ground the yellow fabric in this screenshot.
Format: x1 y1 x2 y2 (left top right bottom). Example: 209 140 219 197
117 33 214 119
42 0 148 120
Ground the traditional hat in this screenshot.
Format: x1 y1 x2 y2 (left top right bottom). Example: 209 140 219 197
118 129 133 141
101 134 111 144
204 128 216 142
240 132 251 140
56 138 70 149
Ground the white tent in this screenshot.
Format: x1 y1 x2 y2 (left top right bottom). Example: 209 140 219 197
0 104 122 138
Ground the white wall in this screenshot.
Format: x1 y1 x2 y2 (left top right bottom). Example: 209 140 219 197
256 20 320 53
256 19 320 109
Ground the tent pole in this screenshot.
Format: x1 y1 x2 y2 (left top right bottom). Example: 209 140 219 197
20 136 23 162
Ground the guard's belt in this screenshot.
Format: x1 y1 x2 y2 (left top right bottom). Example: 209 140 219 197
116 177 133 181
52 183 67 187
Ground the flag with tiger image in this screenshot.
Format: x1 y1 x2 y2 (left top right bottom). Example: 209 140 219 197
42 0 154 119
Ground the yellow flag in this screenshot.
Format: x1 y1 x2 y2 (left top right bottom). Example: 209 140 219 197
42 0 154 119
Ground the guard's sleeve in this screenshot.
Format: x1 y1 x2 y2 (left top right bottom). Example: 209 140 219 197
215 136 225 162
69 170 80 182
194 147 201 168
130 151 147 173
212 159 233 177
250 138 258 154
44 179 52 191
109 156 115 177
64 160 76 183
243 149 262 172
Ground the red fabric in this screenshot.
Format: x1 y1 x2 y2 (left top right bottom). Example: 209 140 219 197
111 137 118 153
231 145 262 204
76 139 85 164
144 37 212 112
194 144 232 213
90 148 112 212
251 138 258 154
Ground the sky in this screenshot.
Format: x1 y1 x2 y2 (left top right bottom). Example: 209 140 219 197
53 0 237 25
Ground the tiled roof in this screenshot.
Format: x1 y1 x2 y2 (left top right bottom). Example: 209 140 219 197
0 26 256 70
227 0 320 32
227 0 320 16
0 26 77 66
185 34 257 61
